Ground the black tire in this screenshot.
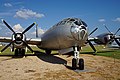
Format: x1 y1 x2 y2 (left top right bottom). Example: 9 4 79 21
21 49 25 56
15 48 25 57
72 58 77 70
45 50 51 55
79 58 84 70
15 49 19 56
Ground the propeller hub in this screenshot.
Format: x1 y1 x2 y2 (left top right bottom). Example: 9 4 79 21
15 33 23 41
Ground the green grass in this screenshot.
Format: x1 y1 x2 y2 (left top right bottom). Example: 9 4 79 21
81 45 120 59
0 45 120 59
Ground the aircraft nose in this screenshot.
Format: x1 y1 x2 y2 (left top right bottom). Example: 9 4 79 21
79 30 86 40
71 25 88 41
81 25 86 30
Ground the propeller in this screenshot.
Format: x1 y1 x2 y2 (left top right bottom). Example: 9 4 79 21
104 25 120 46
89 28 98 36
2 19 15 34
104 25 112 34
1 41 14 52
114 28 120 35
22 22 36 34
21 40 33 52
87 40 96 53
114 38 120 46
87 28 98 53
1 20 35 53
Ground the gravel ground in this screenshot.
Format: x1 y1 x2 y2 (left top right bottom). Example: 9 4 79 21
0 53 120 80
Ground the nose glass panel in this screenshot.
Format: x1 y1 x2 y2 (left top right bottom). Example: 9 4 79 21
79 30 86 40
71 26 87 41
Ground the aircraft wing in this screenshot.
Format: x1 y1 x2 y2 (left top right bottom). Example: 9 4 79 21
0 37 42 45
0 37 12 43
87 37 98 41
115 36 120 39
26 38 42 45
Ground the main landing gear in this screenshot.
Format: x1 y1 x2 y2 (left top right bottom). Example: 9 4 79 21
45 50 51 55
72 46 84 70
14 48 25 57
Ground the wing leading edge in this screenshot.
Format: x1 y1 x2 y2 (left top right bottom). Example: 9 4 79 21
26 38 42 45
0 37 12 43
0 37 42 46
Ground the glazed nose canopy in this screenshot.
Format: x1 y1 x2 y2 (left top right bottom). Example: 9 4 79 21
80 25 86 30
79 30 86 40
71 25 87 40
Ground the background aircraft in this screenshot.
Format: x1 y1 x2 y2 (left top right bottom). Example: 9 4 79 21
88 26 120 52
0 18 104 70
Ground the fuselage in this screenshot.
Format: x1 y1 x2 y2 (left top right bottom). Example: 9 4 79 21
37 18 88 50
94 33 113 45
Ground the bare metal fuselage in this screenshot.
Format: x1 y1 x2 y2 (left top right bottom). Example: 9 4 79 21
37 22 88 50
94 33 112 45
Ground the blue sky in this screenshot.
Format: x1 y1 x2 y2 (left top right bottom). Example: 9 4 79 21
0 0 120 38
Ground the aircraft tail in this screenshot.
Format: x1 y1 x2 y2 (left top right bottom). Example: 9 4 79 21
36 24 38 38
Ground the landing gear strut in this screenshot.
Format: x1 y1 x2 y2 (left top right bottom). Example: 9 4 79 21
72 46 84 70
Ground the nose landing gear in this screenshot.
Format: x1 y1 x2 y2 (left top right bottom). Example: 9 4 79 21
72 46 84 70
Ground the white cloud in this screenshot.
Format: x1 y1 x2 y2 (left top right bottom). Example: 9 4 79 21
14 9 45 19
4 3 12 7
32 27 45 36
13 24 24 32
113 17 120 22
98 19 106 22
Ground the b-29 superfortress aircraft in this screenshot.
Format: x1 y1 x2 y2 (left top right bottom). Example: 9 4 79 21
0 18 120 70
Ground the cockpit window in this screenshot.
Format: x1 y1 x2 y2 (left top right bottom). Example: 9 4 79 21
74 21 82 26
69 19 75 21
81 21 87 27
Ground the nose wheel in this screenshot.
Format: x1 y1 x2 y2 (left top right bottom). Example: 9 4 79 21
72 46 84 70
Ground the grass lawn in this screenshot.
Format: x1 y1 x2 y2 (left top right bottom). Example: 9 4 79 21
0 45 120 59
81 45 120 59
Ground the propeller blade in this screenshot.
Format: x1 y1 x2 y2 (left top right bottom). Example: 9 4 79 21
87 40 97 53
114 28 120 35
114 39 120 46
104 25 112 34
21 40 33 52
11 44 14 52
1 41 13 52
22 22 36 34
2 20 15 34
89 28 98 36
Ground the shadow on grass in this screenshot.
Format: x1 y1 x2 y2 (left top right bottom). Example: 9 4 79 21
0 51 67 65
34 51 67 64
